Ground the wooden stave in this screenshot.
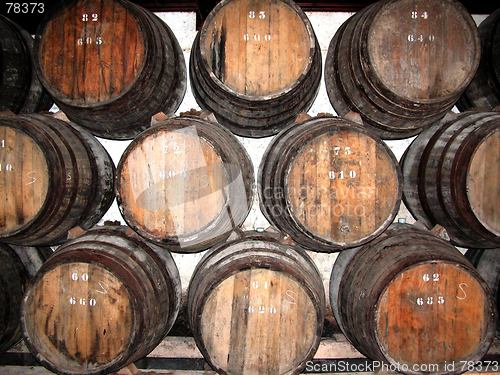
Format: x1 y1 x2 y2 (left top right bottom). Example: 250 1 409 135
116 115 254 253
33 0 186 140
330 225 496 374
187 232 325 375
465 248 500 337
258 116 402 252
21 227 181 375
401 112 500 248
0 114 115 245
0 243 50 353
189 0 322 138
457 9 500 111
325 0 480 140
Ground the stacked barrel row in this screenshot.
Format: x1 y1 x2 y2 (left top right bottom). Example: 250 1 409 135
0 0 498 375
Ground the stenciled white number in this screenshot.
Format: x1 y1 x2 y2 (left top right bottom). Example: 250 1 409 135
0 163 13 172
82 13 99 22
328 170 357 180
0 139 5 148
69 271 97 307
411 11 428 19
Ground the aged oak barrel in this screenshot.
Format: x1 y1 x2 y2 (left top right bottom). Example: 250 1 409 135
0 243 51 352
0 15 52 113
457 9 500 111
325 0 480 139
116 114 254 252
190 0 321 137
0 113 115 245
34 0 186 140
330 225 496 375
402 112 500 248
466 248 500 337
22 226 181 375
258 116 401 252
188 231 325 375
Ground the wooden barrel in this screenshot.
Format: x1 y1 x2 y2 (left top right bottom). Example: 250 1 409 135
330 225 496 374
188 232 325 375
457 9 500 111
0 113 115 245
34 0 186 140
0 15 52 114
190 0 321 138
0 243 51 352
258 116 401 252
465 249 500 337
324 0 480 139
22 226 181 375
402 112 500 248
116 115 254 252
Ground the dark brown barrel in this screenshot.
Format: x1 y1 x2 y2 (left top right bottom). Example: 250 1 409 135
457 9 500 111
465 248 500 337
325 0 480 139
330 225 496 375
188 232 325 375
258 116 401 252
190 0 321 138
0 113 115 246
116 115 254 252
402 112 500 248
0 243 51 352
34 0 186 140
22 226 181 375
0 15 52 114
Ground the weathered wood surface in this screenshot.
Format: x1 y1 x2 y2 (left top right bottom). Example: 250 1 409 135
190 0 321 137
116 115 254 252
0 244 51 353
0 114 115 246
402 112 500 248
34 0 186 139
0 15 52 114
188 232 325 374
330 225 496 375
466 249 500 337
259 116 401 252
457 9 500 111
22 227 182 375
325 0 480 139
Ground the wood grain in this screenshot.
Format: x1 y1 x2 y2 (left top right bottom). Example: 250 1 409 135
286 130 399 244
116 116 254 252
190 0 321 137
200 0 309 96
24 263 133 373
200 269 317 375
0 126 48 235
39 0 146 104
467 128 500 235
377 263 487 366
119 129 228 238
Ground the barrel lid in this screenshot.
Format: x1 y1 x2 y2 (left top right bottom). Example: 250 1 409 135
198 0 317 100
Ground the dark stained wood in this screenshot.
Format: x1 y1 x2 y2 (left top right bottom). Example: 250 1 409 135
190 0 321 137
466 249 500 337
188 231 325 375
34 0 187 140
22 226 182 375
259 116 401 252
0 15 52 114
324 0 481 139
402 112 500 248
457 9 500 111
330 224 496 374
116 114 254 252
0 113 115 246
0 243 51 353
